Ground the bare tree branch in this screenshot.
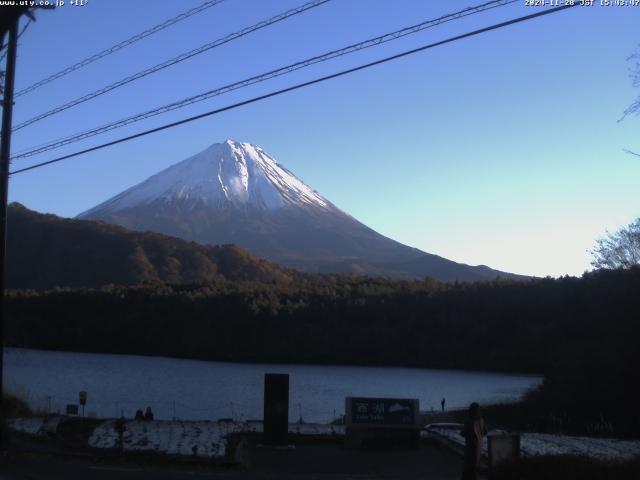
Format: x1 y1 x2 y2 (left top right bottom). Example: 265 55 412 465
622 47 640 119
590 218 640 270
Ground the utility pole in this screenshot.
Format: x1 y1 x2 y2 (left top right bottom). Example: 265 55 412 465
0 14 19 445
0 8 53 447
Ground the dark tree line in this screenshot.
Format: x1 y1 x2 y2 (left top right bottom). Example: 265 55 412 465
5 267 640 436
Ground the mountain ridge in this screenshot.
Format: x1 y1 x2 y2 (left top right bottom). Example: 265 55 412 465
7 202 300 290
78 140 529 282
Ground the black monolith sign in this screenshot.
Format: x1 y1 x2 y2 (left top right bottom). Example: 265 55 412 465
264 373 289 445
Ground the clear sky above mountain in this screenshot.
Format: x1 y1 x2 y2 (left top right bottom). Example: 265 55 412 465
6 0 640 277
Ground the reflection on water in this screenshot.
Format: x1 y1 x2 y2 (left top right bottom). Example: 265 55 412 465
4 348 541 423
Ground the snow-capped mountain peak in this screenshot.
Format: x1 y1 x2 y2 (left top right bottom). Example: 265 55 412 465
80 139 330 216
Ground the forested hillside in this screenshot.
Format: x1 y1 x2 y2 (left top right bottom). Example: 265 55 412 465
7 203 299 288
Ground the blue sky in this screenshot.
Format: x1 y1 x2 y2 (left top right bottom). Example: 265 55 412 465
5 0 640 277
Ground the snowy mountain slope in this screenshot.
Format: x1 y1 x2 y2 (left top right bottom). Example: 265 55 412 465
79 140 526 281
81 140 330 216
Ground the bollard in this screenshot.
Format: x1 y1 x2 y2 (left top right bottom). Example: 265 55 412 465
488 431 520 479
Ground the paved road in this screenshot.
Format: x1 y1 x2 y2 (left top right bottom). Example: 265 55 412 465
0 443 482 479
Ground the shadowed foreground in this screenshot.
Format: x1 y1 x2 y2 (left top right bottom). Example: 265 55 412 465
0 442 477 480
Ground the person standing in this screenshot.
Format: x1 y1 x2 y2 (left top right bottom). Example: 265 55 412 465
460 402 486 480
441 397 446 412
144 406 154 421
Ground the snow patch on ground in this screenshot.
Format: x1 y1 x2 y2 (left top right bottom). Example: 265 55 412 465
89 420 237 457
425 424 640 461
520 433 640 460
7 417 45 435
18 416 636 462
87 420 344 459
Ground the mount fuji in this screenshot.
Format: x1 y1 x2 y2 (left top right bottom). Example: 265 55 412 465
79 140 524 281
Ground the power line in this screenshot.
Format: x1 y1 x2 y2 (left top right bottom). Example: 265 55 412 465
10 4 578 176
18 18 32 39
13 0 226 98
0 19 31 64
13 0 515 158
12 0 518 160
12 0 332 131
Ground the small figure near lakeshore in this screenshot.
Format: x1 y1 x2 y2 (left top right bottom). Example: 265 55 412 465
460 402 486 480
441 397 446 412
116 415 126 454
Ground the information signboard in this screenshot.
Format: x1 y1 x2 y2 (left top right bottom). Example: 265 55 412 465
345 397 419 428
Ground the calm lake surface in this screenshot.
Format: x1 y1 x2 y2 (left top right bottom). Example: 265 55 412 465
4 348 542 423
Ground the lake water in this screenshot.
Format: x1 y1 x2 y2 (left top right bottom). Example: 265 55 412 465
4 348 542 423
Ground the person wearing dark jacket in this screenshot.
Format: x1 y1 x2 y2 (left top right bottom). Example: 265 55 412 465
460 402 487 480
